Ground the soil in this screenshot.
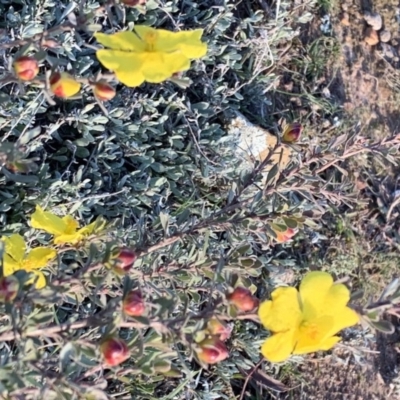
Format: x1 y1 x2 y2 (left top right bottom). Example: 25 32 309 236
279 0 400 398
333 0 400 137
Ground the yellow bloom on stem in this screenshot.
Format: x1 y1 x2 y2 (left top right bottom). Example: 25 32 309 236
30 205 97 245
1 234 56 289
258 271 359 363
94 26 207 87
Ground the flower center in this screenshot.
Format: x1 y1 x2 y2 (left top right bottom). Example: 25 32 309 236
65 220 78 234
144 31 158 52
300 321 320 341
22 259 35 271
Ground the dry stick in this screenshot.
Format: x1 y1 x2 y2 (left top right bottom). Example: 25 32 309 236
0 308 258 343
0 316 144 342
386 196 400 223
239 358 264 400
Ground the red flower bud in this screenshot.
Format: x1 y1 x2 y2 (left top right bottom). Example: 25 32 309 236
93 81 116 101
120 0 146 7
13 56 39 81
282 123 302 143
123 290 145 317
207 318 231 341
196 337 229 364
100 337 130 366
112 248 138 274
275 227 297 243
50 72 81 98
0 275 19 302
227 287 259 312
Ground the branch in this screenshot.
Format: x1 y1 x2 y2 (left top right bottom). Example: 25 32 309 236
0 23 74 50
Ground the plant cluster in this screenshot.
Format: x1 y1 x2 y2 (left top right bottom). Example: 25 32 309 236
0 0 399 399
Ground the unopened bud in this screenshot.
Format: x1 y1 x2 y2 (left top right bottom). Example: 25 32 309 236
100 337 130 366
227 287 259 312
123 290 145 317
274 227 297 243
50 72 81 98
112 248 138 274
195 337 229 364
13 56 39 81
0 275 19 302
282 123 302 143
93 81 116 101
207 318 231 341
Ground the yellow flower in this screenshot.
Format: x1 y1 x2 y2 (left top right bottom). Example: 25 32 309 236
94 26 207 87
2 234 56 289
258 271 359 363
30 205 98 245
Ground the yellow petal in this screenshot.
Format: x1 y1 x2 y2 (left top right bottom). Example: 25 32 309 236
142 52 189 82
3 253 20 276
30 270 46 289
31 205 68 236
300 271 351 320
323 307 359 339
62 215 79 234
77 221 97 236
95 31 145 51
24 248 56 269
258 287 302 333
261 330 297 363
293 335 340 355
151 28 207 58
2 234 26 262
96 50 145 87
53 233 83 245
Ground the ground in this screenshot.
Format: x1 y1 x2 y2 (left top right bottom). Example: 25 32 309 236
268 0 400 398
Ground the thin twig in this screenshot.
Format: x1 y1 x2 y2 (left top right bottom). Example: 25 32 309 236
0 23 74 50
239 358 264 400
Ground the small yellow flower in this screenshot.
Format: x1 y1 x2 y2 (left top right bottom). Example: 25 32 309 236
1 234 56 289
258 271 359 363
30 205 98 245
94 26 207 87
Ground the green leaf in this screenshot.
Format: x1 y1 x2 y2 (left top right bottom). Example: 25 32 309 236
368 319 395 334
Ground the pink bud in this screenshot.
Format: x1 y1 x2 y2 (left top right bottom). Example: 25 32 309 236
207 318 231 341
93 81 116 101
13 56 39 81
49 72 81 98
282 123 302 143
112 248 138 274
227 287 259 312
100 337 130 366
123 290 145 317
196 337 229 364
275 227 297 243
0 276 19 302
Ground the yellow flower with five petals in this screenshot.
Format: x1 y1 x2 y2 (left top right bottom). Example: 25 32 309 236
258 271 359 363
94 26 207 87
30 205 98 245
2 234 56 289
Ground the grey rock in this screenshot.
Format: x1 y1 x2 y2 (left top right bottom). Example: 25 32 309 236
380 29 391 43
364 12 383 31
